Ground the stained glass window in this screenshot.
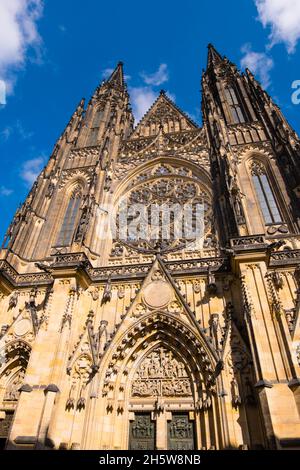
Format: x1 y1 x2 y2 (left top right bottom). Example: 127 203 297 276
56 189 82 246
225 86 246 124
251 163 282 225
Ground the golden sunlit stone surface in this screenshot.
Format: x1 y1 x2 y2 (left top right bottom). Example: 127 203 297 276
0 53 300 450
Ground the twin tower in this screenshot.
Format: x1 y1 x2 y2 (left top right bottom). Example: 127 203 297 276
0 45 300 450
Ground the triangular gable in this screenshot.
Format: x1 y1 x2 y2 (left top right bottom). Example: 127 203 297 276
130 91 198 139
105 255 218 362
0 298 37 345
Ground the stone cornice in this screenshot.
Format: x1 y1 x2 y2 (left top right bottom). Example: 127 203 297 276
1 248 299 289
0 253 229 288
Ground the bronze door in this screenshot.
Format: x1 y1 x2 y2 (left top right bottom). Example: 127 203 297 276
129 413 156 450
168 413 195 450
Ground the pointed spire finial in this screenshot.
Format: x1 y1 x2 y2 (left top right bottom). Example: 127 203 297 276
207 43 223 69
106 61 125 88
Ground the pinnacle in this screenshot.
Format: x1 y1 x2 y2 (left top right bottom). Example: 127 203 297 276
207 43 223 69
106 61 125 88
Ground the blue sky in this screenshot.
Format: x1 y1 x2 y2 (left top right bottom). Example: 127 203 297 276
0 0 300 240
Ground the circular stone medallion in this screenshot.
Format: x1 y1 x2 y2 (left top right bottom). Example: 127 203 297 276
142 281 172 309
14 318 31 337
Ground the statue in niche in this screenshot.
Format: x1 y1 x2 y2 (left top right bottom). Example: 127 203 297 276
9 291 19 310
231 377 242 408
230 178 245 224
45 178 56 198
101 276 112 304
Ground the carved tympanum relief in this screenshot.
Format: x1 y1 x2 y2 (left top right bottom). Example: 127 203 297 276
131 347 192 398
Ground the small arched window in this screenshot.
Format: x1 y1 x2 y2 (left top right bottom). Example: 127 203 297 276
250 161 282 225
56 187 82 246
225 86 246 124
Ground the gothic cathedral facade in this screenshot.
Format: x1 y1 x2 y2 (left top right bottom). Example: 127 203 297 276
0 45 300 450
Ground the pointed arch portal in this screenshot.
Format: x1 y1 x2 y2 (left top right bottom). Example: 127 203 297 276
99 310 221 450
129 344 196 450
0 341 31 449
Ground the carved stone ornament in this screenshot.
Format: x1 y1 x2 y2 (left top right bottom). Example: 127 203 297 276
4 370 25 402
142 281 172 309
131 346 192 398
114 174 212 254
168 301 181 314
250 161 266 176
13 318 31 337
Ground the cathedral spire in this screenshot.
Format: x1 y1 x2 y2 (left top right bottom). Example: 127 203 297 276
106 61 125 88
207 43 223 69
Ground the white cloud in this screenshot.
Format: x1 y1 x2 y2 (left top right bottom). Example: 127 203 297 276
255 0 300 53
16 120 34 139
0 121 33 142
102 68 114 79
0 0 44 94
1 126 13 142
130 86 158 123
0 186 13 196
0 79 6 105
240 44 274 88
20 156 44 186
141 64 169 86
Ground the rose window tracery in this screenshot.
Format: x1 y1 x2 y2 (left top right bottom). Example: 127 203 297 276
112 165 213 254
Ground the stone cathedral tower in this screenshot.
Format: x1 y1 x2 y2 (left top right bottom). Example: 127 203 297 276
0 46 300 450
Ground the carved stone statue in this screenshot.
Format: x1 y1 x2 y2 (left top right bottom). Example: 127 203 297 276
9 291 19 310
101 276 112 304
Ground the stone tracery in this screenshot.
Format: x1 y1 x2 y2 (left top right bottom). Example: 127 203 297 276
111 161 214 256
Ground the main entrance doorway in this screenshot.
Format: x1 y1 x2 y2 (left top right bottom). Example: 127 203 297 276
129 346 197 450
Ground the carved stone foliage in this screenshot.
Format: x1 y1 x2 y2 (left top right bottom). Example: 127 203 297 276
250 160 266 176
131 347 192 398
58 167 94 189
